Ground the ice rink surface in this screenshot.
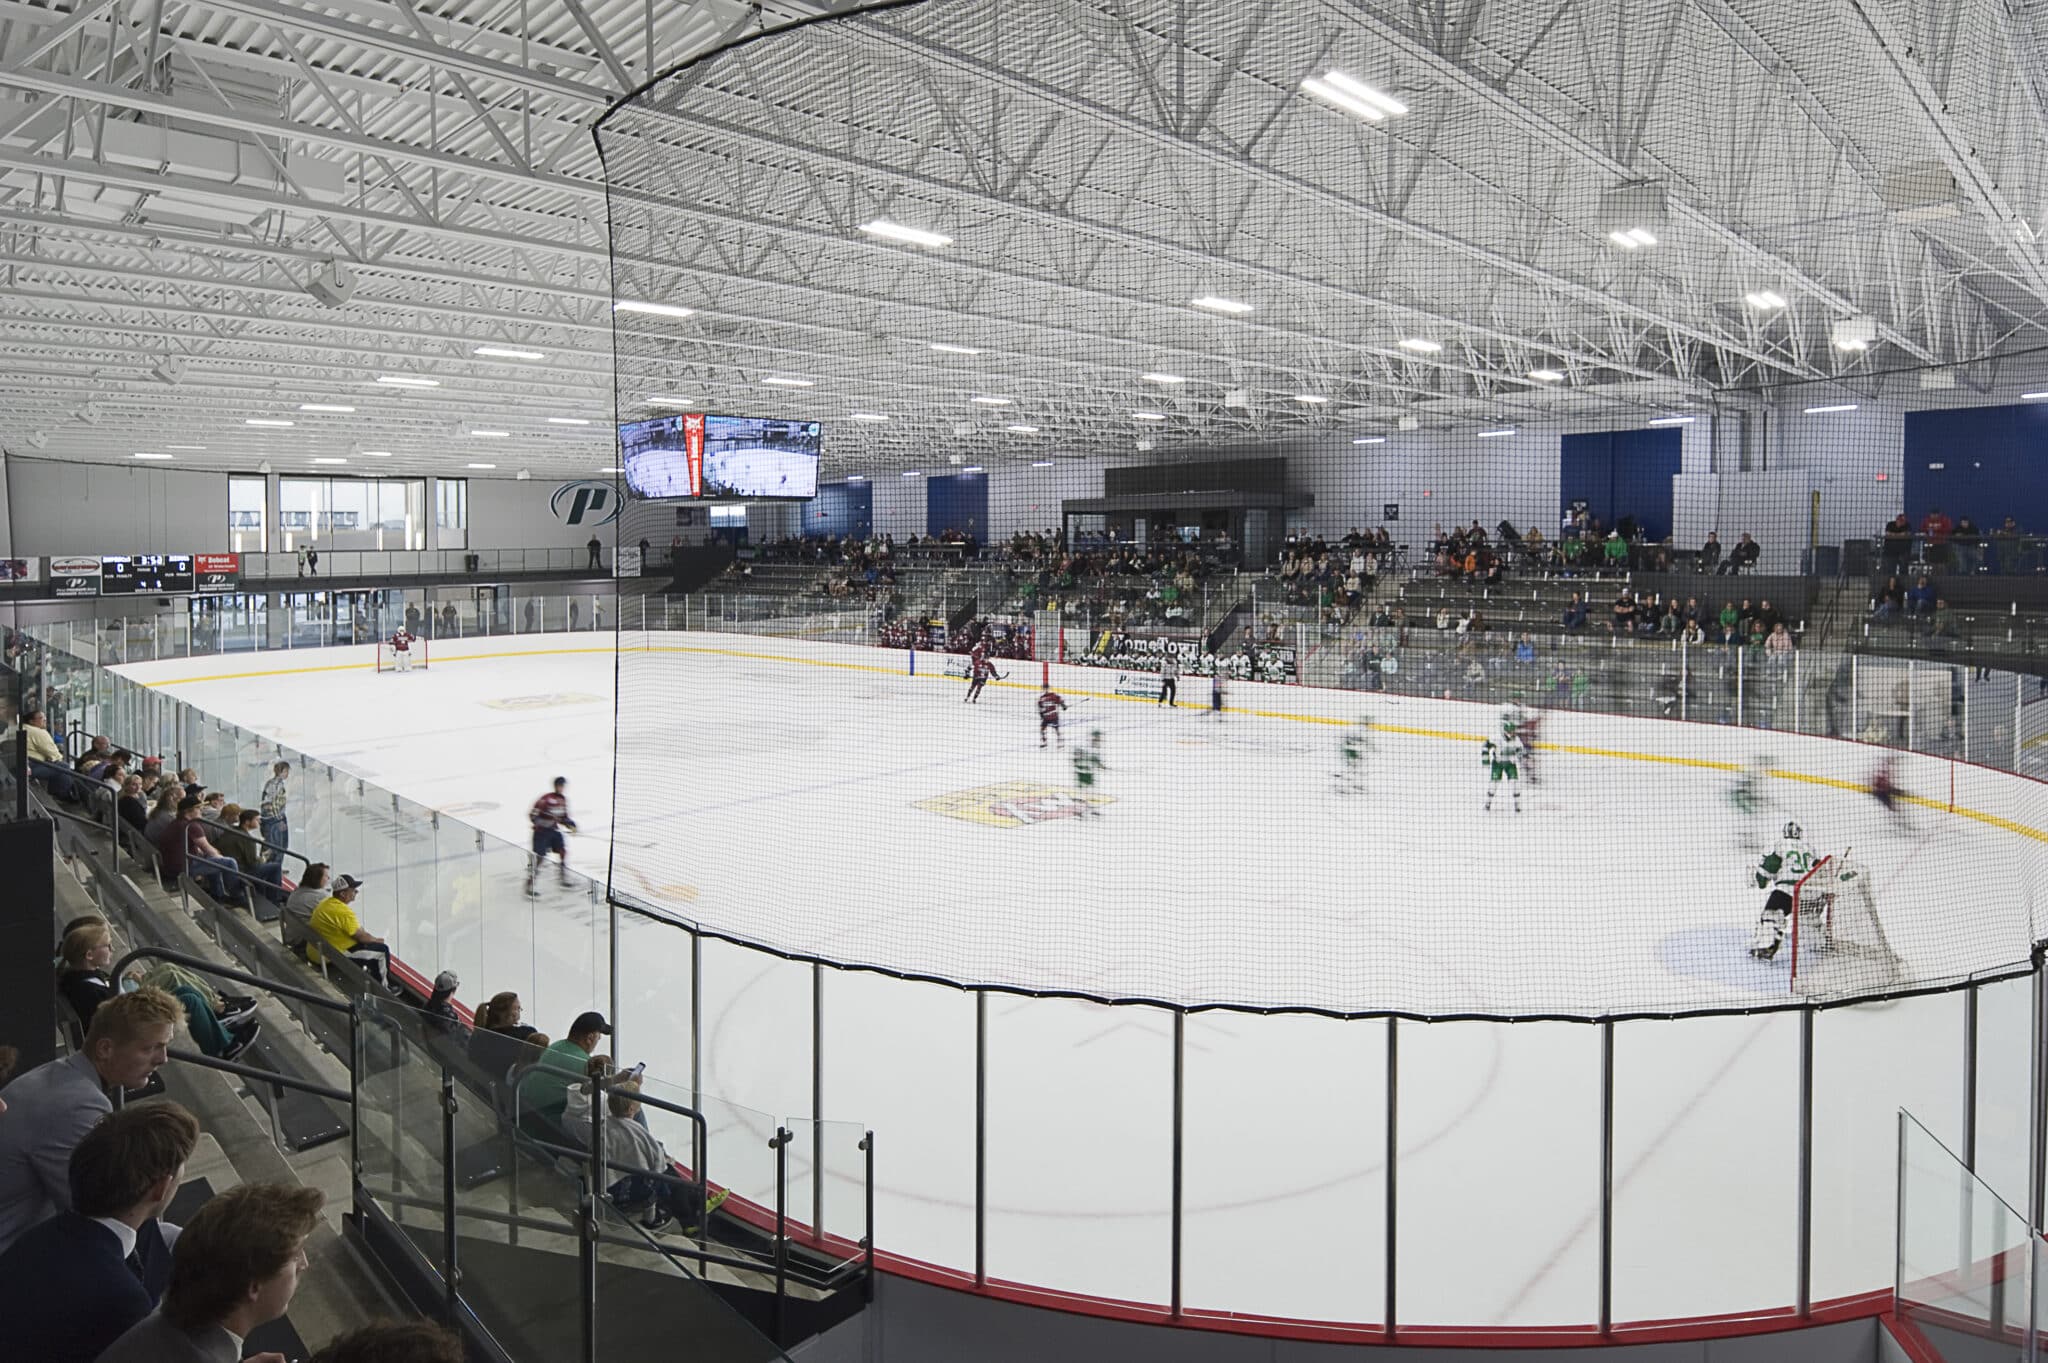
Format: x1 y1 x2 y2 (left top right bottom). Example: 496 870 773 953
120 633 2048 1328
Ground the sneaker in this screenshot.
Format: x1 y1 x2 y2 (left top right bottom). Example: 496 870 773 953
217 999 259 1028
220 1022 261 1063
219 993 257 1014
524 883 539 899
640 1206 675 1233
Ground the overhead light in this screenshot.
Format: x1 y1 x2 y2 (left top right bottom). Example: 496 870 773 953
643 397 698 409
850 412 890 422
1294 394 1329 405
364 451 393 457
1142 372 1187 384
1745 290 1788 311
132 451 173 460
1301 70 1409 122
1648 416 1696 426
312 457 348 465
901 469 923 477
1831 316 1877 352
165 445 206 450
1191 294 1254 315
377 375 440 388
1006 424 1042 434
1477 428 1516 438
613 300 696 319
962 465 984 473
599 466 623 473
2023 391 2048 400
858 220 953 249
1399 338 1443 353
1804 404 1858 414
469 429 510 438
763 376 813 387
1132 411 1167 421
474 346 546 360
1031 460 1055 467
246 418 294 427
971 396 1013 406
1835 338 1870 353
299 404 356 413
845 475 867 482
1352 437 1386 445
1527 369 1564 382
1608 227 1658 249
929 343 982 355
547 417 592 426
466 462 497 469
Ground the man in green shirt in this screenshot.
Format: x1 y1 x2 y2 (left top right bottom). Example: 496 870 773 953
523 1012 612 1125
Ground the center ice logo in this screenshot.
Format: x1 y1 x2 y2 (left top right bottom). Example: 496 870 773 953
551 480 620 526
917 780 1113 827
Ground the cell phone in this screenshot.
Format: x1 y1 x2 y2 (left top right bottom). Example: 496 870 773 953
628 1062 646 1080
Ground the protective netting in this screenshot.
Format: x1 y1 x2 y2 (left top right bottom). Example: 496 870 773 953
595 0 2048 1019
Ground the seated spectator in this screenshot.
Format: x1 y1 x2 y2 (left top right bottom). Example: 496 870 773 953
419 970 465 1035
1680 619 1706 646
1609 589 1638 633
116 775 148 833
1717 599 1741 641
1954 515 1983 572
1905 575 1936 616
602 1077 731 1234
1929 598 1959 640
0 1101 199 1363
130 959 261 1063
1560 593 1588 633
1601 530 1630 571
141 789 182 847
281 862 330 955
56 919 121 1026
474 991 540 1044
1880 513 1913 569
1921 506 1954 565
216 808 287 905
10 708 72 799
1720 532 1760 575
1872 575 1905 619
156 796 246 906
1766 622 1796 654
98 1182 325 1363
0 986 180 1252
307 1320 466 1363
1513 634 1536 664
1755 598 1784 635
307 874 392 988
523 1012 613 1126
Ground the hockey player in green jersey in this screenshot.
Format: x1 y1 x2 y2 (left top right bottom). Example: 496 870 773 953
1748 820 1819 959
1071 730 1106 817
1480 735 1523 812
1334 717 1374 794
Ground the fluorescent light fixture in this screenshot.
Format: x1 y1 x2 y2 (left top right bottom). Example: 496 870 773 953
298 403 355 413
1133 411 1167 421
970 396 1013 406
1301 70 1409 122
376 375 440 388
643 398 698 409
1648 416 1696 426
1191 294 1254 315
1527 369 1564 382
547 417 592 426
246 418 294 427
1835 338 1870 352
850 412 890 422
1477 428 1516 438
1399 338 1443 353
466 462 497 469
132 451 173 460
763 376 813 387
1745 290 1788 311
469 429 510 438
1294 394 1329 405
1031 460 1055 467
474 346 545 360
1006 424 1042 434
312 457 348 465
599 466 623 473
613 300 696 319
929 343 982 355
2023 391 2048 400
165 445 206 450
858 220 953 248
1141 372 1186 384
364 451 393 457
901 469 923 477
962 465 984 473
1353 437 1386 445
1804 404 1858 414
1608 227 1658 249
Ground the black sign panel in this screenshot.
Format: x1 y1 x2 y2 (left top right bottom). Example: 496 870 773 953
99 554 195 594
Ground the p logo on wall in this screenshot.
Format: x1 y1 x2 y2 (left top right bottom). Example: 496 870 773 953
551 480 621 527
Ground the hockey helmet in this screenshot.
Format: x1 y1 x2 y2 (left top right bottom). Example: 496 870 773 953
1782 820 1803 841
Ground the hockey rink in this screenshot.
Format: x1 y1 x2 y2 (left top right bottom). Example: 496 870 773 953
116 633 2048 1327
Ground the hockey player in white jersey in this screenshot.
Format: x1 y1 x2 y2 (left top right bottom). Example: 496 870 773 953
1747 820 1821 960
1333 717 1374 795
1500 704 1540 784
1480 734 1524 812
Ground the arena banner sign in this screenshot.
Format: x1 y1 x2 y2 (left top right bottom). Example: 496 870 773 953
195 553 239 590
50 556 100 597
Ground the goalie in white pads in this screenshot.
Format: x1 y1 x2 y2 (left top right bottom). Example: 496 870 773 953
1480 734 1524 812
1747 821 1819 960
387 627 418 672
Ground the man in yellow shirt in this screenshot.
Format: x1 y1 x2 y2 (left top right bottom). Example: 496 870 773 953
306 875 392 989
13 710 73 800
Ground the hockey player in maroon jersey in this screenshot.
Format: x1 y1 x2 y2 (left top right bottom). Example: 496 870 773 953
524 776 579 896
1037 687 1068 748
965 643 1000 703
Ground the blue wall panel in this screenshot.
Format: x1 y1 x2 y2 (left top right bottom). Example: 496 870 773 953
1903 404 2048 536
925 473 989 541
1559 428 1681 540
806 481 873 539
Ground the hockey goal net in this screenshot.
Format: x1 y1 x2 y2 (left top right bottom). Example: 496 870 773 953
1788 854 1905 996
375 637 429 672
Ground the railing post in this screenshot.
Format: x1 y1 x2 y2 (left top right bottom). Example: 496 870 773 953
975 989 988 1288
1386 1018 1399 1341
1170 1007 1184 1319
1797 1006 1814 1318
812 962 825 1236
861 1130 876 1301
1600 1019 1615 1336
772 1126 792 1345
441 1070 460 1326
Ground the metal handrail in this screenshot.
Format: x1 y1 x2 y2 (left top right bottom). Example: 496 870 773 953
111 945 353 1014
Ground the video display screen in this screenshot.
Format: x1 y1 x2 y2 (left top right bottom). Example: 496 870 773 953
620 413 821 501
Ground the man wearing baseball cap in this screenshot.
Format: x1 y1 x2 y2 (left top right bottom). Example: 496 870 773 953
523 1011 611 1128
306 874 393 990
